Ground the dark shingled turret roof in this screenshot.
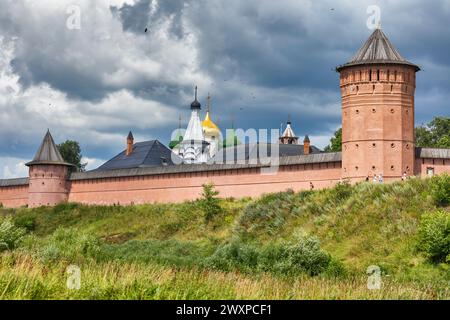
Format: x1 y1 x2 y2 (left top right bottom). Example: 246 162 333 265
95 140 181 171
337 28 420 71
25 130 73 167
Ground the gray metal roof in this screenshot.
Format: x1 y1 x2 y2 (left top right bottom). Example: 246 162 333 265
0 177 29 187
70 152 341 181
212 143 322 163
416 147 450 159
95 140 181 171
337 28 420 71
25 130 73 167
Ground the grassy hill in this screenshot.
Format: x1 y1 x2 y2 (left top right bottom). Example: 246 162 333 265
0 175 449 299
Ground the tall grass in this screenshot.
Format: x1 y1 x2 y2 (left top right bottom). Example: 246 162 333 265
0 176 448 299
0 253 445 300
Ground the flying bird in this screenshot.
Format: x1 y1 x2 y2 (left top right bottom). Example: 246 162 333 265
145 27 148 33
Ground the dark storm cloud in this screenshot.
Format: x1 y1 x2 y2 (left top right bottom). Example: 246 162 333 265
111 0 187 38
0 0 449 177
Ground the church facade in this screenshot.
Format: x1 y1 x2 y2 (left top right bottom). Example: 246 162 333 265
1 29 449 208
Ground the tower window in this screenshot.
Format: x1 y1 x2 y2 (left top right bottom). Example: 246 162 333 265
369 69 372 81
372 108 376 113
377 70 380 81
372 166 376 170
391 165 395 170
391 143 395 148
372 143 376 147
390 109 395 113
356 109 360 114
355 166 359 171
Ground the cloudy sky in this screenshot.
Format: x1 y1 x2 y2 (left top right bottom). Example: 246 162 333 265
0 0 449 178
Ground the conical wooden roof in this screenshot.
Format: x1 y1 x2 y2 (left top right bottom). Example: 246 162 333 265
337 28 419 71
26 130 73 166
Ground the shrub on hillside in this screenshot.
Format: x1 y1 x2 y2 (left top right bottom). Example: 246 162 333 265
416 210 450 263
236 191 297 239
204 240 259 272
0 217 27 252
286 236 331 276
328 181 353 203
199 183 222 223
13 214 37 232
205 235 333 276
429 174 450 206
34 227 103 262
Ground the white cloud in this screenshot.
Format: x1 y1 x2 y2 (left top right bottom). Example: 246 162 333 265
82 156 106 171
0 157 28 179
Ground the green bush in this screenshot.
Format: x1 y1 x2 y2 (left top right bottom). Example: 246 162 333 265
204 240 259 272
328 181 353 203
430 174 450 206
34 227 103 262
13 214 37 232
285 236 331 276
0 217 27 251
205 236 332 276
416 210 450 263
199 183 222 222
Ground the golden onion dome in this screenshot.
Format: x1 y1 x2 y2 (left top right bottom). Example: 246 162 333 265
202 112 221 136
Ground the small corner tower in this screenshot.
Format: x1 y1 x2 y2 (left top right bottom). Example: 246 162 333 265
179 86 210 164
337 28 420 182
25 130 74 207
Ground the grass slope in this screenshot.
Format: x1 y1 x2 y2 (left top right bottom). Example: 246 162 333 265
0 176 449 299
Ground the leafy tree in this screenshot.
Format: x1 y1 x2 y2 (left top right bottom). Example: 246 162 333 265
324 116 449 152
199 183 221 223
430 173 450 207
57 140 87 172
416 210 450 263
415 116 450 148
324 128 342 152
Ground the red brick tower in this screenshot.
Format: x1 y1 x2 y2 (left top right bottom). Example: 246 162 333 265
26 130 74 207
337 28 420 182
